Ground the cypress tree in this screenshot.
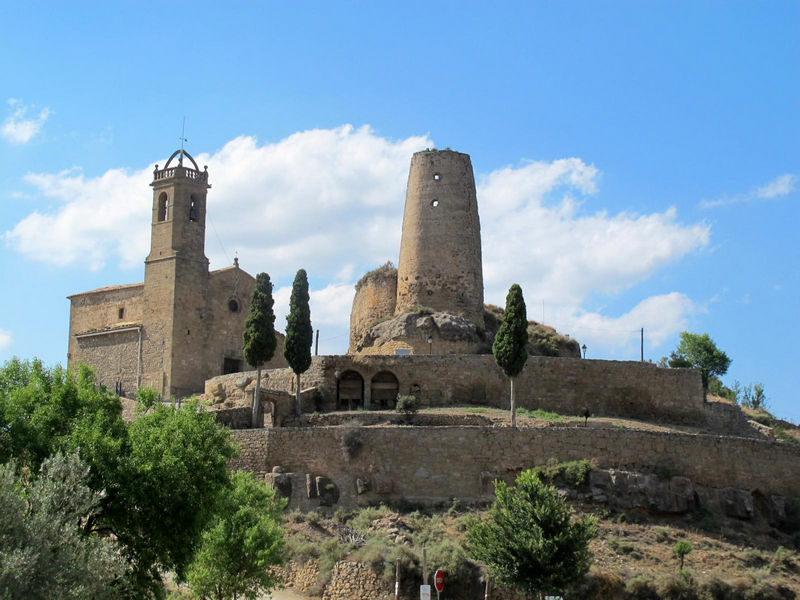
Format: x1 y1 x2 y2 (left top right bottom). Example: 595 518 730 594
242 273 277 427
492 283 529 427
283 269 313 416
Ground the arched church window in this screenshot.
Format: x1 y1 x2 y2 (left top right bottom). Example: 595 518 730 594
157 193 169 222
189 195 198 221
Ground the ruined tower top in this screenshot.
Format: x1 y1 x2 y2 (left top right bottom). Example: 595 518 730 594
395 149 484 327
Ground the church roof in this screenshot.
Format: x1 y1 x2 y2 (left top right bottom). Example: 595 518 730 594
67 282 144 299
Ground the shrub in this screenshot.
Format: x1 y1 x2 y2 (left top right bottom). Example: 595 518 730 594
698 576 734 600
626 574 660 600
673 540 693 570
340 428 363 459
657 569 699 600
565 570 625 600
533 458 592 488
771 546 795 572
396 394 419 415
655 526 672 543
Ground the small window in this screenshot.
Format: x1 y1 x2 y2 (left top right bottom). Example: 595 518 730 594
118 307 124 319
433 173 441 181
431 199 439 207
228 299 239 313
189 195 198 221
157 193 169 221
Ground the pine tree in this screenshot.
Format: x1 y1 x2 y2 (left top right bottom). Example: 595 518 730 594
492 283 528 427
283 269 313 416
466 469 596 598
243 273 277 427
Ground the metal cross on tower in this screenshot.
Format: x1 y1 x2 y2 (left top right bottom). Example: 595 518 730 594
178 117 187 165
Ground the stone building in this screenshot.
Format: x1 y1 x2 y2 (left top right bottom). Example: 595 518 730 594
349 149 490 355
67 149 285 399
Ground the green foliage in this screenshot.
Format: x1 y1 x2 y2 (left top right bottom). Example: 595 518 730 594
657 569 698 600
0 359 242 597
673 540 693 570
0 453 128 599
112 401 238 586
0 358 124 472
187 471 286 600
533 458 592 488
136 386 161 410
395 394 419 415
466 468 596 597
708 377 738 402
355 260 397 290
242 272 277 369
492 284 529 378
669 331 731 390
741 382 768 410
517 407 569 422
626 574 660 599
283 269 313 376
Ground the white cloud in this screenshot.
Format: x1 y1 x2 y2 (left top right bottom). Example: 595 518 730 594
479 160 710 308
0 329 11 352
5 125 709 355
2 98 51 144
555 292 696 359
756 174 798 199
701 173 798 208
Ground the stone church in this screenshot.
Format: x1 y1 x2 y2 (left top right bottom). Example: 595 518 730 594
67 149 285 400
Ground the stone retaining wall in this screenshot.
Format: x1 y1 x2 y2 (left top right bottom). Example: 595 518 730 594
205 352 707 427
231 426 800 510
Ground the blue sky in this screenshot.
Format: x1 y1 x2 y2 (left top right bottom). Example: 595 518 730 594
1 2 798 419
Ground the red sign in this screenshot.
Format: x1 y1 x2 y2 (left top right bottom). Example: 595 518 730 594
434 569 445 592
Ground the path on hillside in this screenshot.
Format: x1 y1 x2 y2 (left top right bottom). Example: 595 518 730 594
264 588 310 599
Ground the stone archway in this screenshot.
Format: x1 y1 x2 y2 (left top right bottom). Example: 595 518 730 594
371 371 399 409
337 370 364 410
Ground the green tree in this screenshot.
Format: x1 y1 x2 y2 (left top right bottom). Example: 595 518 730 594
283 269 313 416
0 359 241 597
492 284 529 427
0 453 128 599
672 540 692 570
668 332 731 392
187 471 286 600
106 399 238 591
466 469 596 599
243 272 277 427
0 358 124 471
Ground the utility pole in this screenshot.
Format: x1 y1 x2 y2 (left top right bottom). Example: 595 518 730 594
640 327 644 362
315 329 319 356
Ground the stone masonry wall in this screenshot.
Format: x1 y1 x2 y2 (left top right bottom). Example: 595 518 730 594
73 329 141 396
348 270 397 353
205 354 705 425
231 426 800 510
396 150 484 327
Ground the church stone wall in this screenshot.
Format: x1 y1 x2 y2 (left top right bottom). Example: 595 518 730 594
67 284 145 394
73 329 141 396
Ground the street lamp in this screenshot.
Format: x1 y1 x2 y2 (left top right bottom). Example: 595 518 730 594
581 344 587 359
427 335 433 355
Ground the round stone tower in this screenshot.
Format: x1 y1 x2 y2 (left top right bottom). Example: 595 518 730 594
395 149 484 327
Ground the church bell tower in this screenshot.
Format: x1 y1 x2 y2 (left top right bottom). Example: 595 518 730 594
141 149 211 398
